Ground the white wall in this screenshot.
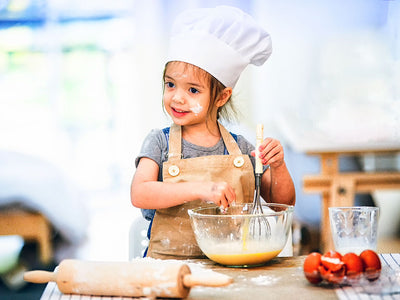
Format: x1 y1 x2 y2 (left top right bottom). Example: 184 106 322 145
0 0 399 199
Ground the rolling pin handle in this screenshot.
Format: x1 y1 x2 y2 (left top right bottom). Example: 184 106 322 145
183 273 233 288
24 270 57 284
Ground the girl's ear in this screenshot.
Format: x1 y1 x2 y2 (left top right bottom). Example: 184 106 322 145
216 87 233 107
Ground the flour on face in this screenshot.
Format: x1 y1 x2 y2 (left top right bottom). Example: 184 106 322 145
190 102 203 115
171 72 187 79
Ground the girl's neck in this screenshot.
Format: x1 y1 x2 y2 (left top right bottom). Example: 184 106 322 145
181 121 221 147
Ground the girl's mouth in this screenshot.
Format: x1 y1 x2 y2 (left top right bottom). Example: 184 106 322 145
171 107 190 117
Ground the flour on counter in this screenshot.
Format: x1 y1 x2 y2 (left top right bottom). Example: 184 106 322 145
250 275 280 286
235 273 280 286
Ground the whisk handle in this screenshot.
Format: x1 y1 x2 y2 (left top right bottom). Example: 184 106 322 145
255 124 264 174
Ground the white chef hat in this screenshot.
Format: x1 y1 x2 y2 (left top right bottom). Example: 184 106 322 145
166 6 272 88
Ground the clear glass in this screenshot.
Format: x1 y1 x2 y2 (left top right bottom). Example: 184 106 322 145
188 203 294 267
329 206 379 255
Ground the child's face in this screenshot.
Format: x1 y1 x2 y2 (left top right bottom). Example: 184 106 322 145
163 62 217 127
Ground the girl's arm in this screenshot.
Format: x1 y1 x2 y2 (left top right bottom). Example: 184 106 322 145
130 157 236 209
256 138 296 206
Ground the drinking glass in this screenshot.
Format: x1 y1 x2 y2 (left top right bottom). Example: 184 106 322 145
329 206 379 255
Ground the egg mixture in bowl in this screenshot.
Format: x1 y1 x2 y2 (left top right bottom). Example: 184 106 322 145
188 203 294 267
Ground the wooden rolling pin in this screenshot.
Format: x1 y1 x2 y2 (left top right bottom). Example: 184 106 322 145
24 259 232 298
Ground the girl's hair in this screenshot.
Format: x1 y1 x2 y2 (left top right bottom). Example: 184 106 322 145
162 61 238 123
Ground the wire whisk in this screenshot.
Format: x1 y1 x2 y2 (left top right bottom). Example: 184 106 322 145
249 124 271 238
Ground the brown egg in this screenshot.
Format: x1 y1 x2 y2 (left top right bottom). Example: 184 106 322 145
303 252 322 284
342 252 364 280
359 250 381 281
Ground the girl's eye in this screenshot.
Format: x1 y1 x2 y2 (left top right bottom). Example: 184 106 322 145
189 87 199 94
165 82 175 88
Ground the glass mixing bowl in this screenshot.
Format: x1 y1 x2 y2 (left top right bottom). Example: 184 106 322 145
188 203 294 267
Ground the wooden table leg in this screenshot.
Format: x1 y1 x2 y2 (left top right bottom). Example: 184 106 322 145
319 154 339 253
35 214 53 264
320 153 339 175
320 192 333 252
320 177 355 253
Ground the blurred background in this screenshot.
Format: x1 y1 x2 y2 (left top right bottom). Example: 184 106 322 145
0 0 399 296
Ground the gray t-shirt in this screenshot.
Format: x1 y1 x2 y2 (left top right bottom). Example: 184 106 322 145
135 127 261 220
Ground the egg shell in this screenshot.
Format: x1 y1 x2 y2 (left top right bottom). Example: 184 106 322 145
321 250 344 272
318 265 345 284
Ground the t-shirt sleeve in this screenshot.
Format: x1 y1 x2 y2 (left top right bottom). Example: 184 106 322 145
134 129 167 221
135 129 167 168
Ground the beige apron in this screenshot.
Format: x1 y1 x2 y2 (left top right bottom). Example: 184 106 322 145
147 122 255 259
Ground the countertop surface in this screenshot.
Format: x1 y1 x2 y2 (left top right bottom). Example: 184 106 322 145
40 253 400 300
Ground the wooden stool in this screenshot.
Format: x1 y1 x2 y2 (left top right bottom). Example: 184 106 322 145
0 210 53 264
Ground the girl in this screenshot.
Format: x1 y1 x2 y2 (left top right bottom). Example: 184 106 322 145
131 6 295 259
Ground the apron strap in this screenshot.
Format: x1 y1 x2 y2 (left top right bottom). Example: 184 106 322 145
168 124 182 160
218 122 242 155
167 122 242 159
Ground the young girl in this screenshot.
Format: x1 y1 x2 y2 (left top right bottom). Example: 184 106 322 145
131 6 295 259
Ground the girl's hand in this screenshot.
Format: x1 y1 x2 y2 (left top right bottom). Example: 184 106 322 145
201 181 236 208
252 138 285 169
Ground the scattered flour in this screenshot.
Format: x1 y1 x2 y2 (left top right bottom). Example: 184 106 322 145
250 275 280 286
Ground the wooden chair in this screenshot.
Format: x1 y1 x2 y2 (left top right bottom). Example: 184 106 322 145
0 209 53 264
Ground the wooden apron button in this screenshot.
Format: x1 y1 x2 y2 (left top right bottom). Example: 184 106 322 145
168 165 180 176
233 156 245 168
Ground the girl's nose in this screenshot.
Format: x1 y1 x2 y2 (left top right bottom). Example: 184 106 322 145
172 91 184 104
